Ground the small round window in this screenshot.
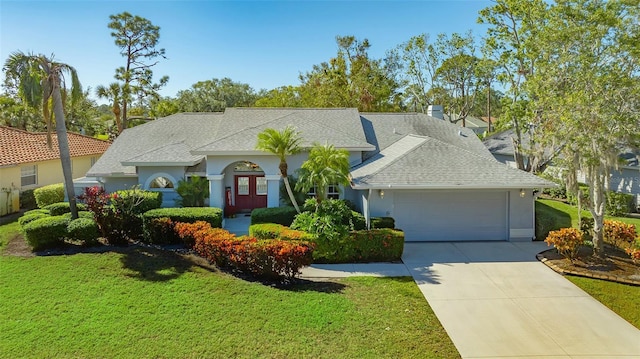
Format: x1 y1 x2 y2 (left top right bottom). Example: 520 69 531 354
149 176 174 189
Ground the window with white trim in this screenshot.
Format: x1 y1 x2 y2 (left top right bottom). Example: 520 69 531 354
307 184 340 200
21 165 37 186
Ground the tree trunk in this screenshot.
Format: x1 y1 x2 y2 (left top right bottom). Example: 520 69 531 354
52 82 78 220
283 176 301 214
588 165 606 258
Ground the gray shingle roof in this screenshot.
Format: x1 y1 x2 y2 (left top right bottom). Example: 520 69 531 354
360 113 494 160
351 134 555 189
192 108 374 153
88 108 373 176
87 113 223 176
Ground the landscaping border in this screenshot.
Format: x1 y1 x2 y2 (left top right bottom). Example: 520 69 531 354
537 249 640 286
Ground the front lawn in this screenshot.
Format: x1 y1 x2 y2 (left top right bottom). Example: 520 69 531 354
536 198 640 235
0 221 459 359
567 276 640 329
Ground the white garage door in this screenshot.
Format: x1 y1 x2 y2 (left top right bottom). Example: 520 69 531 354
394 191 508 241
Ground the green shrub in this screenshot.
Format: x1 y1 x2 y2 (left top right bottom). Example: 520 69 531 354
67 218 99 244
142 207 223 243
176 177 209 207
606 191 634 217
43 202 87 216
580 217 594 243
19 189 37 210
249 223 312 241
372 217 395 229
22 215 69 250
313 229 404 263
291 199 353 245
351 211 366 230
18 212 50 227
62 211 94 220
251 206 298 226
114 188 163 214
34 183 64 208
23 208 50 216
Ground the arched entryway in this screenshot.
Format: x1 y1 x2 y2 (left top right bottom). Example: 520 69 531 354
227 161 267 213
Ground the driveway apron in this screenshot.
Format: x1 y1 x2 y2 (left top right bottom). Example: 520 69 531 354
403 241 640 359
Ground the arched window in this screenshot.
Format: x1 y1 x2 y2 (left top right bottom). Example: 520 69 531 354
144 173 178 190
149 176 174 188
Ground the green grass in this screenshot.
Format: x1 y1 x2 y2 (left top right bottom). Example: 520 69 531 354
536 199 640 235
0 220 459 359
567 276 640 329
0 220 20 249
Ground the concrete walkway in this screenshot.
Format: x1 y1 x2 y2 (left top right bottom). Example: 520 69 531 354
302 241 640 359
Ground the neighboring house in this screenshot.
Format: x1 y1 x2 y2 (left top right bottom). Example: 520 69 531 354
83 108 553 242
0 126 111 215
483 128 640 209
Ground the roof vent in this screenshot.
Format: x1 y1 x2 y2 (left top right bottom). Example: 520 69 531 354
393 128 398 134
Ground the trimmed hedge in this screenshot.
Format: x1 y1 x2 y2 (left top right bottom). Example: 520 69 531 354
249 223 313 241
372 217 395 229
18 212 50 227
142 207 223 243
19 189 37 210
114 189 163 214
313 229 404 264
67 218 99 244
34 183 65 208
251 206 297 226
175 221 314 279
22 215 69 250
62 211 94 220
43 202 88 216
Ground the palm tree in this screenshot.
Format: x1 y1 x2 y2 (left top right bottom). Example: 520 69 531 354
95 82 123 133
295 143 351 205
3 51 82 219
256 126 303 213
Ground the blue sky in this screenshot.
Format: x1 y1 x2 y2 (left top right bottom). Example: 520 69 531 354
1 0 493 101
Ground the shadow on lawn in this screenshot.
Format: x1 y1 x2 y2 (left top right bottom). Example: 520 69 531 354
115 246 214 282
115 245 347 293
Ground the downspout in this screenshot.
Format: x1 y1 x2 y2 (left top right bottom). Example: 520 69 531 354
366 188 372 230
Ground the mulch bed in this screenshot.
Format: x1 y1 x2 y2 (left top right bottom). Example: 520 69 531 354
538 244 640 286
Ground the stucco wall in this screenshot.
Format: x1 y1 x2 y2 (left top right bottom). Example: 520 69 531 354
610 167 640 208
138 166 186 207
0 155 100 213
102 176 139 194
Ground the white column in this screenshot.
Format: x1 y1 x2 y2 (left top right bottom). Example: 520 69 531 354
265 174 281 208
207 174 225 208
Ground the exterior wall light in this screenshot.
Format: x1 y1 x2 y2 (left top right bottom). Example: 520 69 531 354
379 189 384 199
520 189 526 198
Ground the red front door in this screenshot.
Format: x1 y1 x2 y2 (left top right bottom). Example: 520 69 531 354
234 175 267 212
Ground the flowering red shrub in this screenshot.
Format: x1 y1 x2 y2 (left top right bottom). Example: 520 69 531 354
175 222 314 279
603 220 636 249
545 227 583 261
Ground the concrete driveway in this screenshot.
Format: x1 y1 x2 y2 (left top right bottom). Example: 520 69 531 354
403 241 640 359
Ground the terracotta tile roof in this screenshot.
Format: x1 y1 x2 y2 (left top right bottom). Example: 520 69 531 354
0 126 111 167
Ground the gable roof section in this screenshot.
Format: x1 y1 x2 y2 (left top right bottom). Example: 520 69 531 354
192 108 374 153
87 113 222 176
351 134 554 189
0 126 110 167
359 112 495 160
